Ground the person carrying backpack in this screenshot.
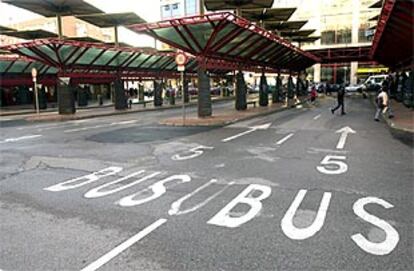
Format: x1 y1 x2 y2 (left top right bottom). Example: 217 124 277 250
375 86 390 121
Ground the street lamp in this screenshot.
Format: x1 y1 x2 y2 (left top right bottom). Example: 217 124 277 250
31 67 40 115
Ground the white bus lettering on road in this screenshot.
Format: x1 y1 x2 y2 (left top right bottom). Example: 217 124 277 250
169 179 235 216
281 189 332 240
84 171 160 198
44 166 123 192
118 175 191 207
351 197 400 255
207 184 271 228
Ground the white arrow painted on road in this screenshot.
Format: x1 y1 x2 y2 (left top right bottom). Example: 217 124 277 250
335 126 356 149
222 123 272 142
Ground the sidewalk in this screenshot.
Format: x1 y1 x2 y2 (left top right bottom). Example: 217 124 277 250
2 96 235 122
160 98 309 127
385 100 414 133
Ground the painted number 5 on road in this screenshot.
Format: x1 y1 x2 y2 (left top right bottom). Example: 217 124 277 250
317 155 348 175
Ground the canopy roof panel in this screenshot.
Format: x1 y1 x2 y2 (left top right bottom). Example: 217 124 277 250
0 25 16 33
204 0 274 11
264 20 307 31
76 12 145 28
2 29 58 39
0 54 57 76
242 8 296 22
370 0 413 69
128 12 319 71
281 29 316 37
291 36 320 43
2 0 103 17
369 0 383 8
3 39 194 74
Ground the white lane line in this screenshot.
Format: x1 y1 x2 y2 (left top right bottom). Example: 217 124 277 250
80 218 167 271
313 114 321 120
0 118 12 121
222 123 272 142
0 134 42 144
276 133 294 145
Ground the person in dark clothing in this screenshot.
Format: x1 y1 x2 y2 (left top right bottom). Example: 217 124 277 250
331 86 346 115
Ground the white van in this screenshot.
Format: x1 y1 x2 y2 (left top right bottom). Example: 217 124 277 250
362 75 387 91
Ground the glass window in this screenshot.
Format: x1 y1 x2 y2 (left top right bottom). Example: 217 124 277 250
171 3 181 17
185 0 197 15
172 3 178 9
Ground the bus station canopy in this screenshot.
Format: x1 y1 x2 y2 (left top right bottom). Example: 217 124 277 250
2 29 59 39
307 46 371 64
2 0 103 17
3 39 197 76
264 20 307 31
204 0 274 11
370 0 413 69
75 12 145 28
369 0 383 8
128 12 319 71
0 25 16 33
290 36 320 43
0 54 57 86
280 29 316 37
242 8 296 22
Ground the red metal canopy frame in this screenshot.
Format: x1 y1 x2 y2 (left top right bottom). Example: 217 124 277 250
307 46 372 64
128 12 320 71
370 0 414 69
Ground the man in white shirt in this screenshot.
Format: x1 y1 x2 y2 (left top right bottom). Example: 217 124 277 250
375 87 389 121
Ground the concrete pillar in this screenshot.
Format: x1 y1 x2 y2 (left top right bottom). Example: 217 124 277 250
138 83 144 102
259 73 269 106
114 79 127 110
235 71 247 110
287 75 295 106
197 68 212 117
274 75 282 103
153 79 163 107
350 61 358 85
314 64 321 83
57 82 76 115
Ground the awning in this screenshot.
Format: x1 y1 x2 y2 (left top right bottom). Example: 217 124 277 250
3 39 197 75
280 29 316 37
264 21 307 31
370 0 413 69
0 25 16 33
369 0 383 9
242 8 296 22
0 54 57 87
204 0 274 11
76 12 145 28
128 12 319 71
1 29 58 39
1 0 103 17
290 36 320 43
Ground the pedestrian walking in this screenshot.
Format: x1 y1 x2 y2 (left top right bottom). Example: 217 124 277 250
375 86 391 121
310 85 317 104
331 86 346 115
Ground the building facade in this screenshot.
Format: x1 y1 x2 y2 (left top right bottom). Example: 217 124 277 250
273 0 380 85
160 0 200 20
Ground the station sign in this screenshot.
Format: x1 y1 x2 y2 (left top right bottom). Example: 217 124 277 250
175 52 188 72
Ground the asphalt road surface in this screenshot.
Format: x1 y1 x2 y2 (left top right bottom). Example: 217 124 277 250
0 97 412 271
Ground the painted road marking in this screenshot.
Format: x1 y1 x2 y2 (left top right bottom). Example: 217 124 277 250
81 218 167 271
171 145 214 161
307 147 348 154
276 133 294 145
313 114 321 120
0 134 42 144
335 126 356 149
64 120 138 133
222 123 271 142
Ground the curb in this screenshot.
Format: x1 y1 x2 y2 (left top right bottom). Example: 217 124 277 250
23 97 235 122
160 98 309 127
368 94 413 145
